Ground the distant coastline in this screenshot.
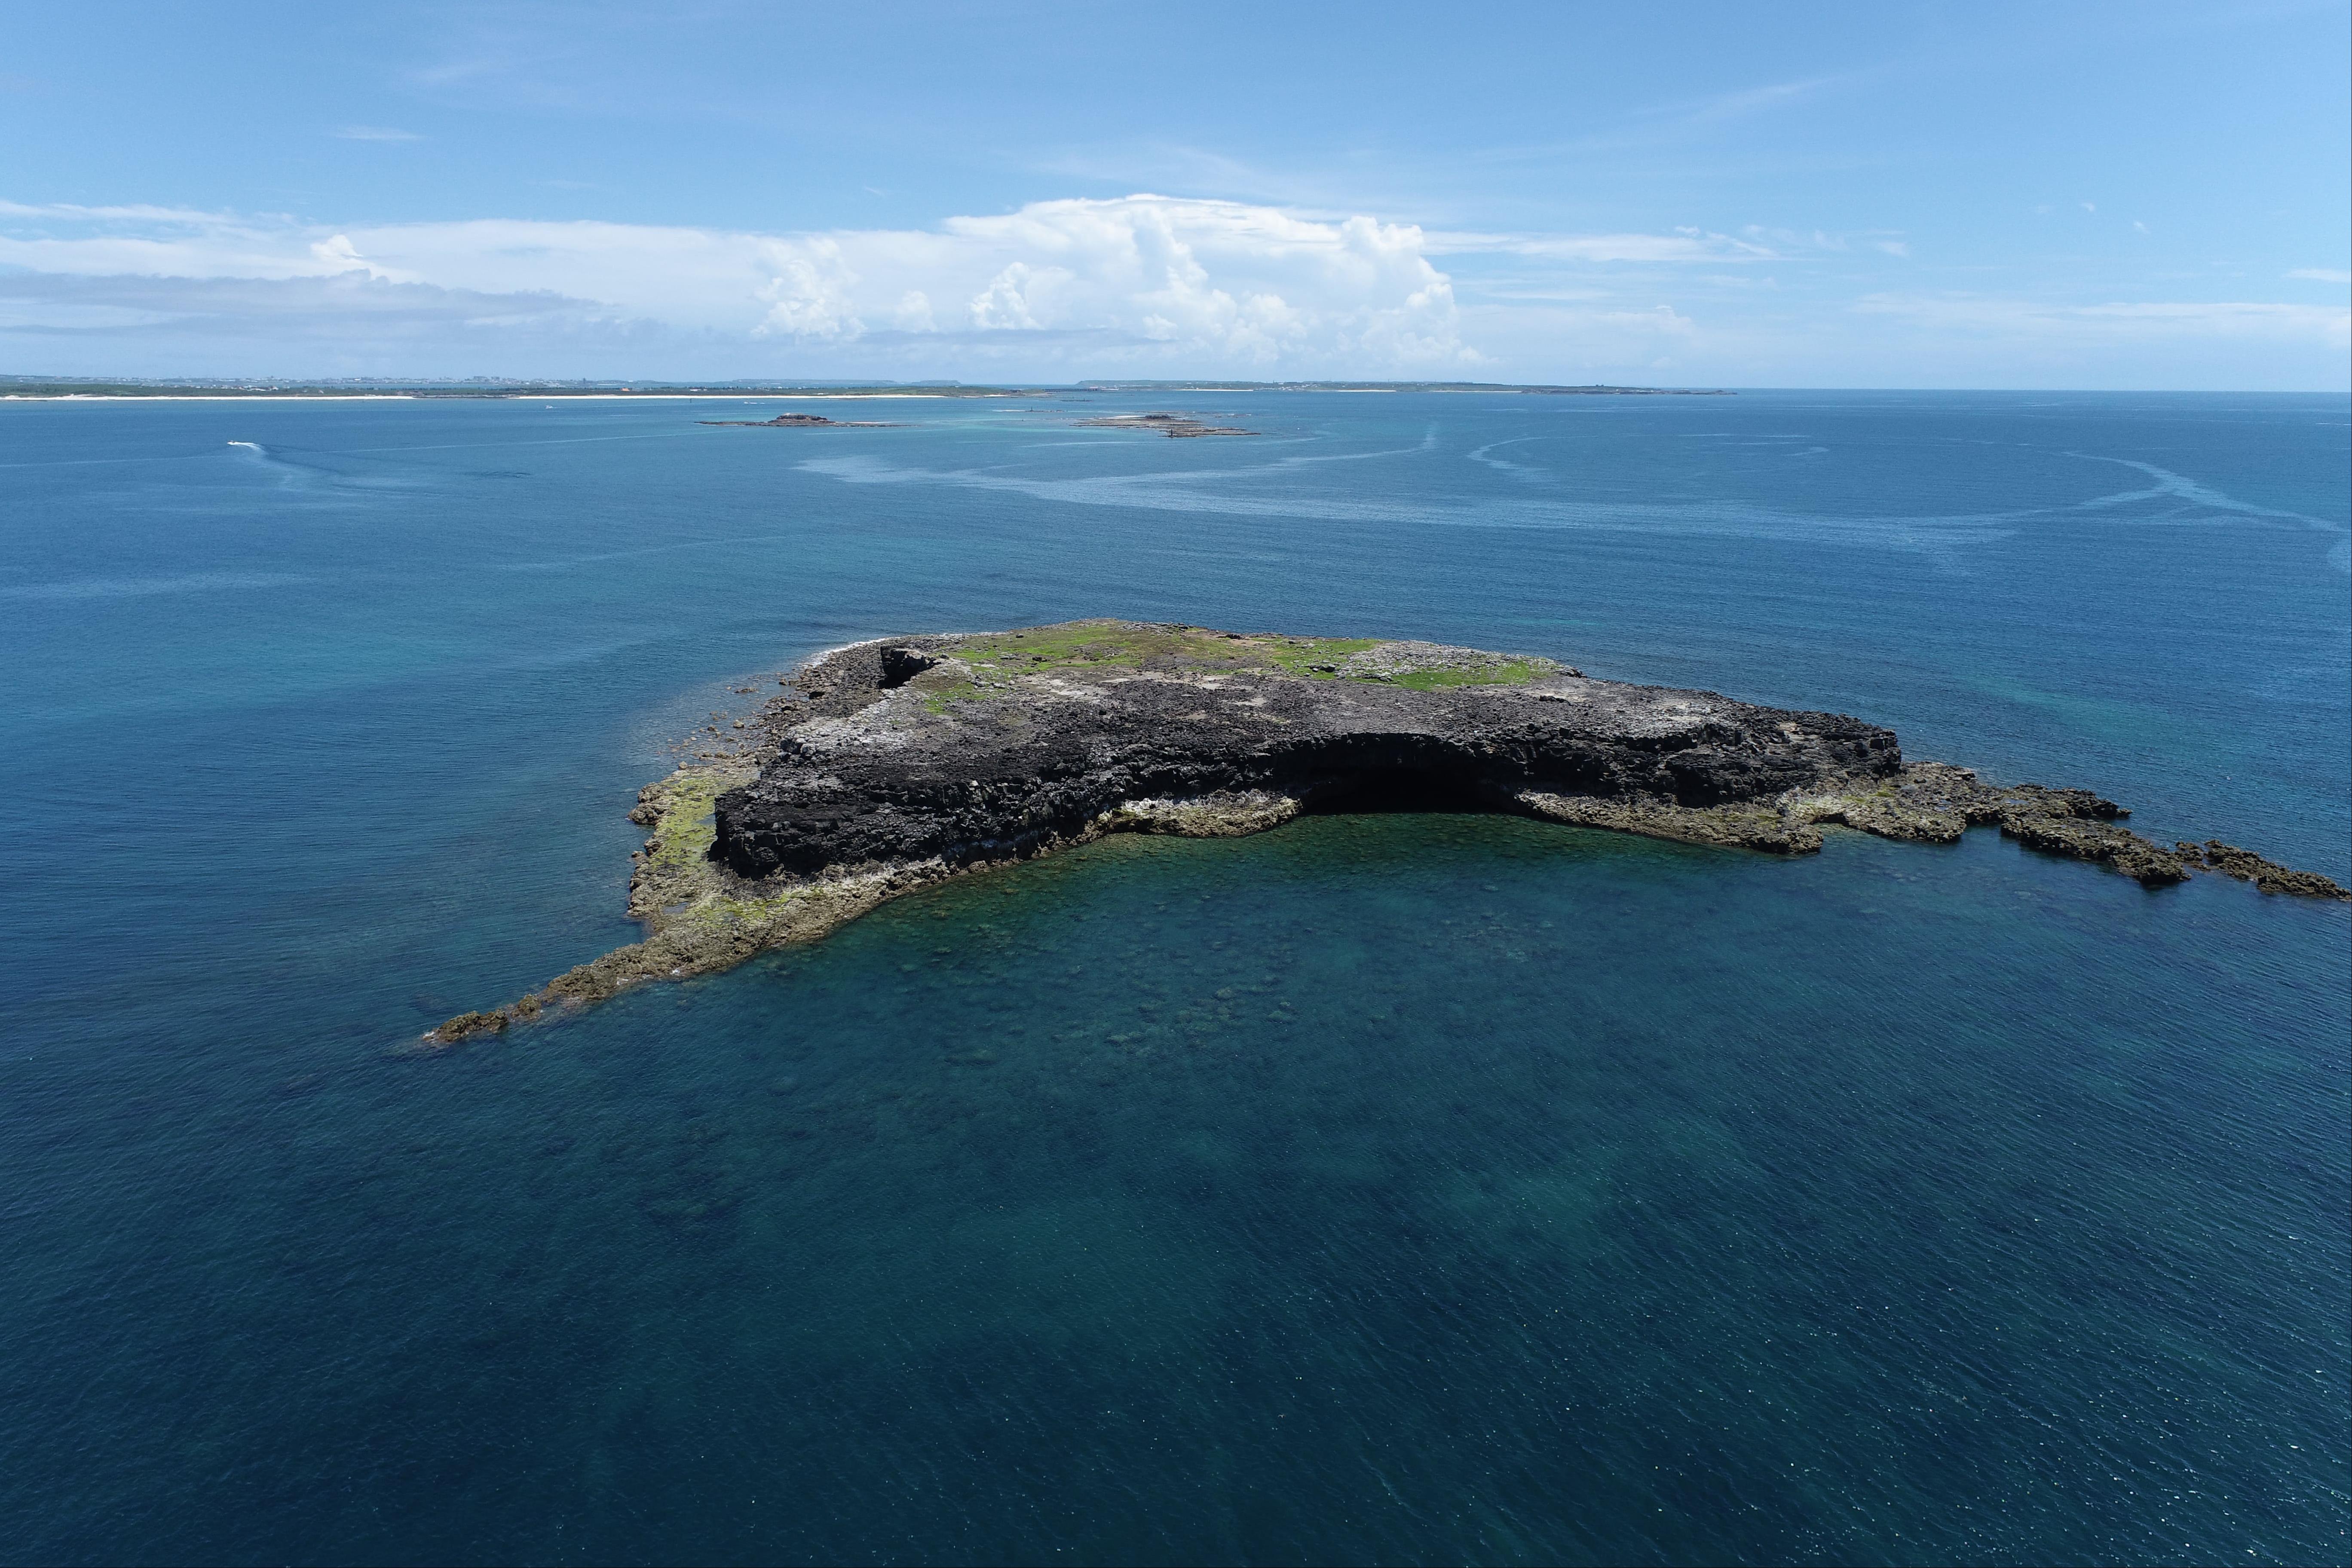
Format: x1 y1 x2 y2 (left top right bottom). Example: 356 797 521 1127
0 377 1733 401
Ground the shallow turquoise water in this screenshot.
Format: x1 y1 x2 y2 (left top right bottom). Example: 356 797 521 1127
1 392 2346 1564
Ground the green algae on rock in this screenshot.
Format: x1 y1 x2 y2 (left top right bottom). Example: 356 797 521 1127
427 619 2346 1044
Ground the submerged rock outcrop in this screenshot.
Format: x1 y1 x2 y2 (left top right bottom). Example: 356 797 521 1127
428 620 2345 1043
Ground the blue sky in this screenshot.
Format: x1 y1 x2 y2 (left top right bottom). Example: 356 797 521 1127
3 1 2345 386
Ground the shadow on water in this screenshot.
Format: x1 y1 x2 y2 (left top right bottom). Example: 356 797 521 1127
1296 766 1503 815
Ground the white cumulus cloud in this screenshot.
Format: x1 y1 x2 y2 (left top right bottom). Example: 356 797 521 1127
6 195 2342 387
0 193 1477 374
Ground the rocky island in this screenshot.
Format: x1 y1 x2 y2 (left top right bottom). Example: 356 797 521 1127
1074 412 1257 437
429 620 2347 1043
696 412 897 428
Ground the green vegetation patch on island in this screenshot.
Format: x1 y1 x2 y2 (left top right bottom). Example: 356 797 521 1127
429 618 2346 1044
938 624 1553 688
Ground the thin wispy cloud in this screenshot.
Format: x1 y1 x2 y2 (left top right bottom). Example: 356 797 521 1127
2288 268 2351 284
1639 75 1845 126
1426 230 1776 263
334 126 423 142
410 57 501 87
1028 143 1380 217
0 269 595 337
1472 70 1862 168
0 197 262 224
1858 293 2350 347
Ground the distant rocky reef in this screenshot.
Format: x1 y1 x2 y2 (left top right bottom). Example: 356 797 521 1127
1073 412 1257 437
696 412 897 428
428 620 2345 1044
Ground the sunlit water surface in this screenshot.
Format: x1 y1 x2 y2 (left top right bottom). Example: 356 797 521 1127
2 392 2345 1564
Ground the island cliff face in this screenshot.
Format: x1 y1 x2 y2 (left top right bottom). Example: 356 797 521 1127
714 624 1899 879
427 620 2346 1044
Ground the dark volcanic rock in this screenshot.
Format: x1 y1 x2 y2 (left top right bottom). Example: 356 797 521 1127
714 620 1899 880
423 618 2345 1045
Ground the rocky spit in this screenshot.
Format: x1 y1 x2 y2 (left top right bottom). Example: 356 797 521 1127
429 620 2346 1044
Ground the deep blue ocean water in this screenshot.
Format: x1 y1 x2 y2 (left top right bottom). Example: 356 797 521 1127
1 389 2346 1566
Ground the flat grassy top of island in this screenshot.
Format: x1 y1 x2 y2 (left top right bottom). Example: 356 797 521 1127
933 620 1556 695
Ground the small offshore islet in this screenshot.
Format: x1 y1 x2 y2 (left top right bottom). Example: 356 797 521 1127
431 619 2347 1043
